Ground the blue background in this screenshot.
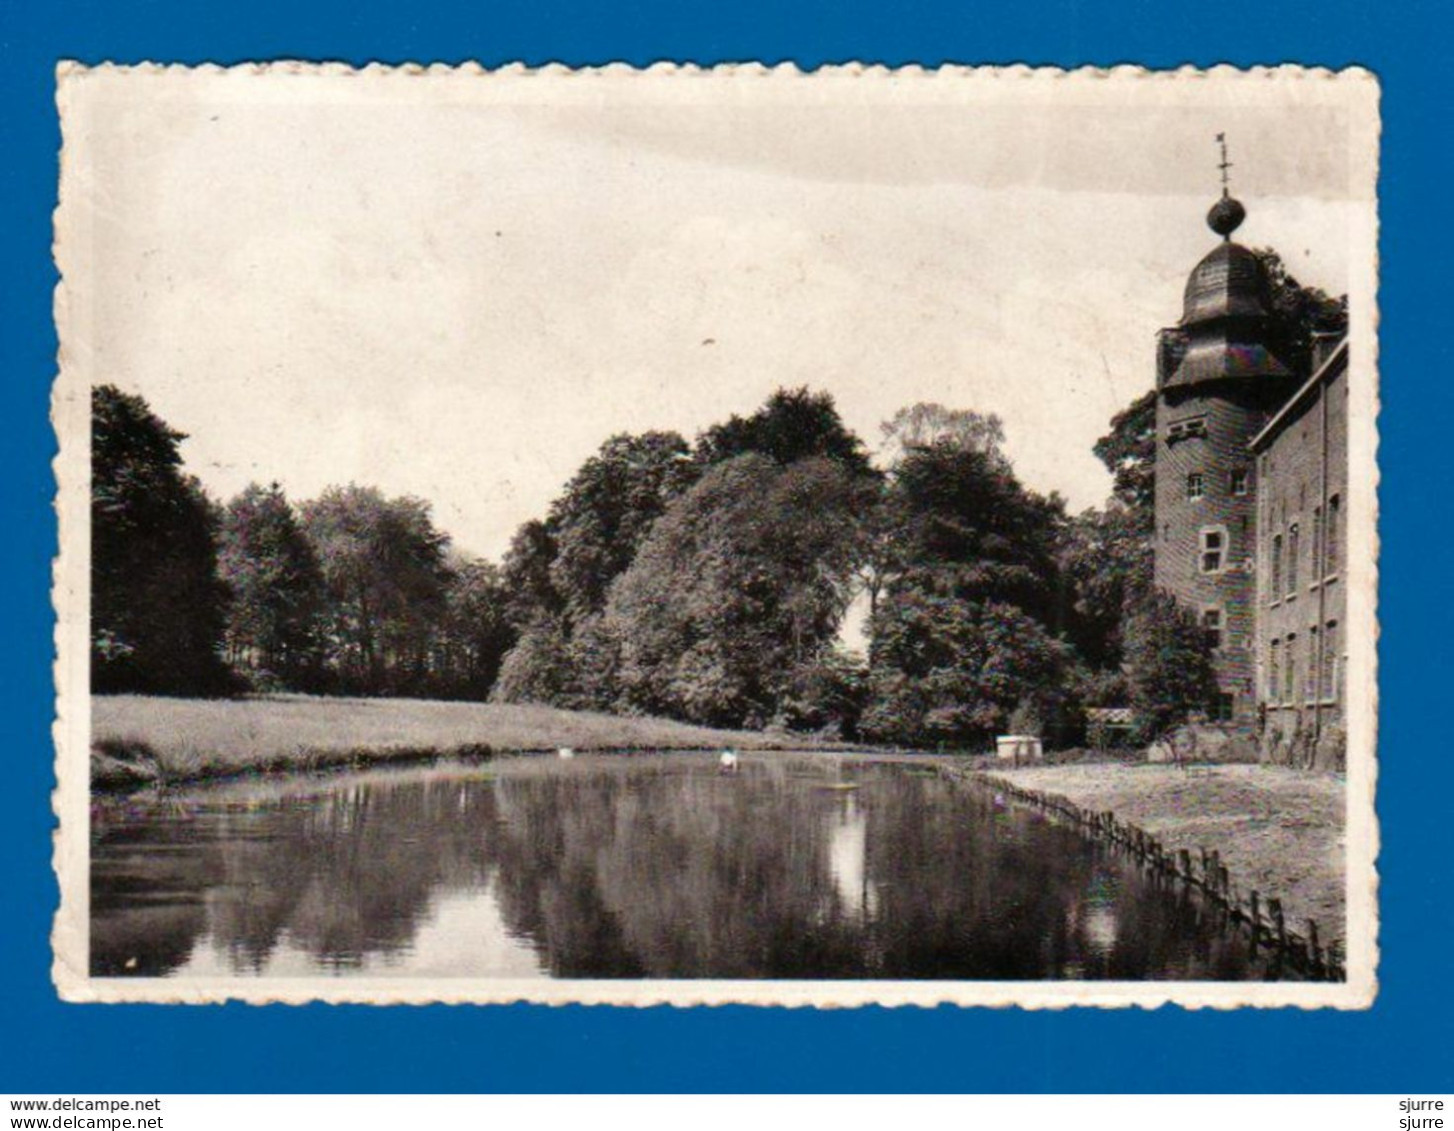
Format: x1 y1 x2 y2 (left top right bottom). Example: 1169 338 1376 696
2 0 1448 1094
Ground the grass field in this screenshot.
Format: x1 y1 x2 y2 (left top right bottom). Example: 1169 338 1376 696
993 762 1347 946
92 693 823 789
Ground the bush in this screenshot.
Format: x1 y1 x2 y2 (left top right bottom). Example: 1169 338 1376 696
775 649 870 738
491 617 574 705
1124 589 1218 744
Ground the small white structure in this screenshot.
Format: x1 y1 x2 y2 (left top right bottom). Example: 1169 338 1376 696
719 749 740 772
557 747 575 760
995 735 1042 762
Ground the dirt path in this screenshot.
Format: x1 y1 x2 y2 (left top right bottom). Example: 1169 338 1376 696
992 763 1347 945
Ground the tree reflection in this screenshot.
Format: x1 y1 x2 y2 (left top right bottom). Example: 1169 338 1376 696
92 758 1276 981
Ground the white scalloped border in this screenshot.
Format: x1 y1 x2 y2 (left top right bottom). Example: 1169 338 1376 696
49 59 1380 1009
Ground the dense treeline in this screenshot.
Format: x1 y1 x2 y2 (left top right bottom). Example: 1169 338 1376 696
92 382 1169 746
94 247 1343 748
93 386 510 701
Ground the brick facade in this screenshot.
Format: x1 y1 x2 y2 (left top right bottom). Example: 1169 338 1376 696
1154 378 1289 722
1250 339 1349 769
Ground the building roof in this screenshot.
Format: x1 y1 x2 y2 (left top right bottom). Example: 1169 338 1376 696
1181 241 1273 327
1166 325 1293 387
1248 337 1349 452
1162 193 1295 389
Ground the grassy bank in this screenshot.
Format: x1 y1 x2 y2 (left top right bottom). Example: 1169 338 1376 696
990 762 1346 946
92 694 826 790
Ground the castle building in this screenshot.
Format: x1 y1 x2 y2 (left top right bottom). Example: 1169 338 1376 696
1249 336 1348 768
1152 178 1348 768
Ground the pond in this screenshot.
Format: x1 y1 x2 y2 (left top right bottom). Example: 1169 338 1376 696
91 753 1286 980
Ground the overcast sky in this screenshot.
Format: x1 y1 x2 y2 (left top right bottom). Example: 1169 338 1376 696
62 66 1376 561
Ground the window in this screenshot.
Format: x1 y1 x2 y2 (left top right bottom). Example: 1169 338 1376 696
1271 533 1284 599
1230 468 1249 496
1306 629 1319 700
1313 506 1323 581
1323 621 1339 701
1199 527 1225 574
1269 641 1281 701
1284 635 1297 703
1326 494 1340 576
1201 607 1223 650
1187 472 1205 500
1209 692 1234 722
1166 416 1208 443
1287 522 1300 593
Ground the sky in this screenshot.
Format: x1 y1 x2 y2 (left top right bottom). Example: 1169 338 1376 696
61 66 1375 562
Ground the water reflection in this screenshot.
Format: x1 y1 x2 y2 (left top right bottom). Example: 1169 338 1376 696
828 791 876 924
91 755 1281 981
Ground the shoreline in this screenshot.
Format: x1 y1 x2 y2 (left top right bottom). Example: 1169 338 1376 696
977 761 1347 953
91 739 921 795
87 692 887 793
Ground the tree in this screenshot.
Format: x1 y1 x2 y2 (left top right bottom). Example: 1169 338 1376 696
1254 248 1349 377
606 454 871 727
499 519 563 633
695 387 876 479
861 595 1070 748
886 439 1065 624
878 403 1008 469
217 482 326 690
1091 389 1156 527
91 385 231 695
1060 503 1152 671
547 431 696 626
1123 589 1218 743
491 614 575 706
861 431 1072 748
433 555 515 699
300 485 451 695
1063 388 1160 677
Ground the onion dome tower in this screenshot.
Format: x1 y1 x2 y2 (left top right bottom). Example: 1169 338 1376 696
1152 137 1297 725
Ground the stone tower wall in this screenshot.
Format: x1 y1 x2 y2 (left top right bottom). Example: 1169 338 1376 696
1154 380 1282 722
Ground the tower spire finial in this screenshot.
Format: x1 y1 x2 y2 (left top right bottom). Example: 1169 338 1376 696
1206 132 1246 240
1217 131 1233 197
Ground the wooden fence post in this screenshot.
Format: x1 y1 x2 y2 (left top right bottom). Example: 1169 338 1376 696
1268 898 1286 949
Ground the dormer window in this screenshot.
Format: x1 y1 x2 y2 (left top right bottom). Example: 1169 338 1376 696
1230 468 1249 496
1186 472 1205 500
1166 416 1208 444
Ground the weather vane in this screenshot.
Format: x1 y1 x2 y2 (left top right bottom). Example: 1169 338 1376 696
1216 132 1233 196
